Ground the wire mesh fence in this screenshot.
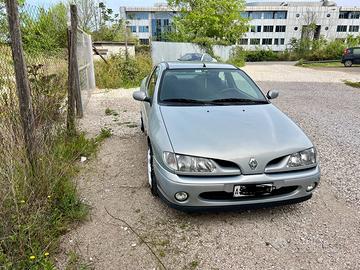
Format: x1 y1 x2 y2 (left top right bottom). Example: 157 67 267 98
77 27 96 108
0 3 95 267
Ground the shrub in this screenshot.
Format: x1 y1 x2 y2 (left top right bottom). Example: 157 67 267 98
228 46 246 67
245 48 279 62
95 52 152 89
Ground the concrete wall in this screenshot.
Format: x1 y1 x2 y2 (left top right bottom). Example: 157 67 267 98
93 44 136 61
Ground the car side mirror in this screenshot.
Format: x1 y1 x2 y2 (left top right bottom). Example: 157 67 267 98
133 91 151 103
267 90 279 100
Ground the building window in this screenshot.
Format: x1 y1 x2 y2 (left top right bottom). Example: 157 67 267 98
325 26 329 30
274 11 287 19
349 25 359 32
127 12 148 20
128 26 137 33
239 39 248 45
326 14 331 17
339 11 350 19
139 39 150 45
274 38 284 45
262 38 272 45
275 25 286 32
296 14 300 18
250 38 260 45
241 12 249 18
350 12 360 19
250 25 262 32
263 12 273 19
294 27 298 31
337 25 347 32
249 11 262 19
139 26 149 33
263 25 274 32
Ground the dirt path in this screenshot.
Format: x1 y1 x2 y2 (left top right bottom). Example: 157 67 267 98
57 65 360 270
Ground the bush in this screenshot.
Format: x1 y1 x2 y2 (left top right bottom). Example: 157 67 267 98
228 46 246 67
95 52 152 89
245 48 279 62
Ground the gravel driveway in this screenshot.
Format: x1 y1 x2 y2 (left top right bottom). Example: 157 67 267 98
58 64 360 270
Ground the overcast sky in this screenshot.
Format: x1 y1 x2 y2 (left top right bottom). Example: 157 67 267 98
27 0 360 9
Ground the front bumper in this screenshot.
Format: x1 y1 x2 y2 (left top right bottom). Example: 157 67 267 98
154 159 320 210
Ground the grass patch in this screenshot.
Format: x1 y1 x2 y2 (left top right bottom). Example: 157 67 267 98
0 130 109 269
344 80 360 88
105 108 119 116
95 53 152 89
296 61 344 68
65 250 91 270
190 260 199 270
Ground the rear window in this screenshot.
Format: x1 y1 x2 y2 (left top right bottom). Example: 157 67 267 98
179 53 202 61
159 68 266 102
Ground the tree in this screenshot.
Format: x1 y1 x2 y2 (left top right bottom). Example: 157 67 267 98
167 0 248 47
69 0 120 32
21 3 68 53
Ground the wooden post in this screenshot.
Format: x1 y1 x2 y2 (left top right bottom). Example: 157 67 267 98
6 0 36 163
67 4 82 135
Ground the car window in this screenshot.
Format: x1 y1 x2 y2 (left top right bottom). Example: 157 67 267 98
353 48 360 55
179 53 202 61
231 71 261 99
203 54 213 62
147 66 160 98
159 68 266 103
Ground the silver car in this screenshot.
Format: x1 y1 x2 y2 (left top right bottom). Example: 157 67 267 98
133 62 320 211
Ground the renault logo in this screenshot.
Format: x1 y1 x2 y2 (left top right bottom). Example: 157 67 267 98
249 158 258 170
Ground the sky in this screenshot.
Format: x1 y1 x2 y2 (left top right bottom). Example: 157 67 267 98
26 0 360 9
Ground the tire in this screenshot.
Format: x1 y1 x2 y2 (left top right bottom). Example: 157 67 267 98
147 143 158 197
344 60 353 67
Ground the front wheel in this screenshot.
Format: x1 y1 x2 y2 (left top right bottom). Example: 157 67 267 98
147 143 158 197
344 60 353 67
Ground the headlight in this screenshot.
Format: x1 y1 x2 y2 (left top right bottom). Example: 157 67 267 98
163 152 216 173
287 148 316 168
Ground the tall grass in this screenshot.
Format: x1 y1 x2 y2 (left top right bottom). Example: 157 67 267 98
0 66 107 269
94 52 152 89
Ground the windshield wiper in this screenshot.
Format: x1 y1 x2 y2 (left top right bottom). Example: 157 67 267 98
208 98 268 104
162 98 208 105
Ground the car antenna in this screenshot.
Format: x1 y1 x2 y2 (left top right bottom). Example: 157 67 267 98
203 62 206 68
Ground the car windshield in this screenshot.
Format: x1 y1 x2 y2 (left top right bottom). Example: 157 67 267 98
178 53 203 61
159 68 268 105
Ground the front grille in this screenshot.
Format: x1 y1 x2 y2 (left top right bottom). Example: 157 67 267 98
199 186 298 201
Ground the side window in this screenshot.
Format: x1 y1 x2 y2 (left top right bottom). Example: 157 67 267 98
353 48 360 55
147 66 160 98
231 71 261 99
203 54 213 62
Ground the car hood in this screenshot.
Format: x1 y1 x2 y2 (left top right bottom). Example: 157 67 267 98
160 104 313 174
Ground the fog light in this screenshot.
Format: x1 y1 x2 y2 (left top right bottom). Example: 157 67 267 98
175 192 188 202
306 183 317 192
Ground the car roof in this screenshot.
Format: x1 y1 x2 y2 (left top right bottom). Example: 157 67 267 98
161 61 237 70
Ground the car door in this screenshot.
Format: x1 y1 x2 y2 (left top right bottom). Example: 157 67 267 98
353 48 360 64
143 65 160 132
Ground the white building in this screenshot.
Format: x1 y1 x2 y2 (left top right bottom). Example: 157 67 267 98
120 1 360 51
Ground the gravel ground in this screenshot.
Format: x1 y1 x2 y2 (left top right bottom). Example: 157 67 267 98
57 64 360 270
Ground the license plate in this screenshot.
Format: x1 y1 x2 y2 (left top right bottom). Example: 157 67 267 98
233 184 275 197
